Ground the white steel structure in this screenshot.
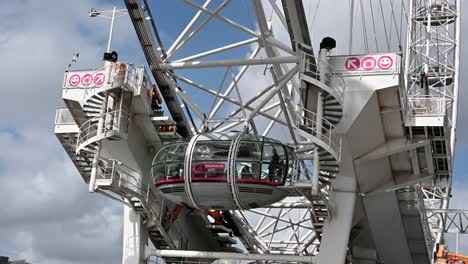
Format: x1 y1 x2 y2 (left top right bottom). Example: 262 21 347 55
53 0 464 263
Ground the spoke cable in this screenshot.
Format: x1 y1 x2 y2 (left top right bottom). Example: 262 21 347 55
369 0 380 52
379 0 391 52
359 0 369 53
390 0 403 52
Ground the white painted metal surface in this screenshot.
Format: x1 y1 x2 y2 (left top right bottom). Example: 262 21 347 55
52 0 463 263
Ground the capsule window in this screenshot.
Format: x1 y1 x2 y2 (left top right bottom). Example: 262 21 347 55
166 142 188 162
261 143 287 183
191 141 230 179
236 141 262 180
152 145 171 183
286 147 297 185
166 162 184 179
152 164 165 183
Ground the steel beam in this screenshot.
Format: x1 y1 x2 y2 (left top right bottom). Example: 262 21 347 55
147 249 316 262
158 56 297 70
354 137 430 164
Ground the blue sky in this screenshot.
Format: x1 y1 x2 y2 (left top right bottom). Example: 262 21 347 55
0 0 467 263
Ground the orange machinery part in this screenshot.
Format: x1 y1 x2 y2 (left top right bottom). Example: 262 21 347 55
438 244 447 258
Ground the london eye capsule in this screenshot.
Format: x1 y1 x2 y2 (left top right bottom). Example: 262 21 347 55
151 132 297 209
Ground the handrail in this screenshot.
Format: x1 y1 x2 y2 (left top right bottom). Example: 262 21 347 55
299 51 346 103
95 159 160 221
295 105 342 161
294 162 334 195
416 187 435 261
76 109 130 152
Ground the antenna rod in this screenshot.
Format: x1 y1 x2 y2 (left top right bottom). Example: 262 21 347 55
107 6 117 52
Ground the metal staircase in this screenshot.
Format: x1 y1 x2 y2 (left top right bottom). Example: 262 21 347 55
57 61 244 256
90 159 177 250
56 130 93 182
292 51 346 240
206 224 242 253
82 93 106 119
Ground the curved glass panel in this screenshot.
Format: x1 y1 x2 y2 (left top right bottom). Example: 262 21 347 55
151 142 188 183
191 141 230 179
242 134 263 142
152 132 294 187
152 164 165 183
261 143 287 183
165 162 184 179
165 142 188 180
152 145 171 183
236 140 262 180
286 146 296 185
154 145 170 163
166 142 188 162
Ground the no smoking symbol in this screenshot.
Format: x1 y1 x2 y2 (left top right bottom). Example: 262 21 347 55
81 74 93 86
69 74 81 86
378 56 393 69
94 73 105 86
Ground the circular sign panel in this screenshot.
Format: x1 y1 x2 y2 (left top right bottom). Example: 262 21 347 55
378 56 394 70
68 74 81 86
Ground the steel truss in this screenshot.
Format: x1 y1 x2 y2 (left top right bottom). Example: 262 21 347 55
405 0 461 258
124 0 342 257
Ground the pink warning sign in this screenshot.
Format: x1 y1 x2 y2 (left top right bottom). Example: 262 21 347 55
81 74 93 86
68 74 80 86
93 73 105 86
345 57 360 71
361 56 376 71
377 56 393 69
332 53 398 75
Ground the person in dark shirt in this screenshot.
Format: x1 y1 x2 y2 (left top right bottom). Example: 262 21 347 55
268 148 280 181
241 165 254 179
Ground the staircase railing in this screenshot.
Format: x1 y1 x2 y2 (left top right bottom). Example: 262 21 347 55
295 105 342 161
97 160 161 224
416 187 436 262
299 51 346 103
76 109 130 152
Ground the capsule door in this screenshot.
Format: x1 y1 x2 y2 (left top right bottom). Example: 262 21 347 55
189 140 236 209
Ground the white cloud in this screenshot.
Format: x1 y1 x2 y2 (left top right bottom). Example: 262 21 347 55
0 0 141 263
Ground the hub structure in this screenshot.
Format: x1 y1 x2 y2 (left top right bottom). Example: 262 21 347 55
53 0 462 263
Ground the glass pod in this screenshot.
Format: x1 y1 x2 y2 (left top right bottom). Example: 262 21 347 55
151 132 297 209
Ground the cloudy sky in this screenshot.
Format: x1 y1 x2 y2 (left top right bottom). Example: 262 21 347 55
0 0 467 263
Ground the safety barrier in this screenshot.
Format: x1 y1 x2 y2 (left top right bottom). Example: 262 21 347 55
406 96 448 117
76 110 130 153
295 105 342 161
299 51 346 103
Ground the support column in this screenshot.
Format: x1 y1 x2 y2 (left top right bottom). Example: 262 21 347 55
312 92 322 195
312 48 327 195
317 177 356 264
122 204 148 264
317 139 356 264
